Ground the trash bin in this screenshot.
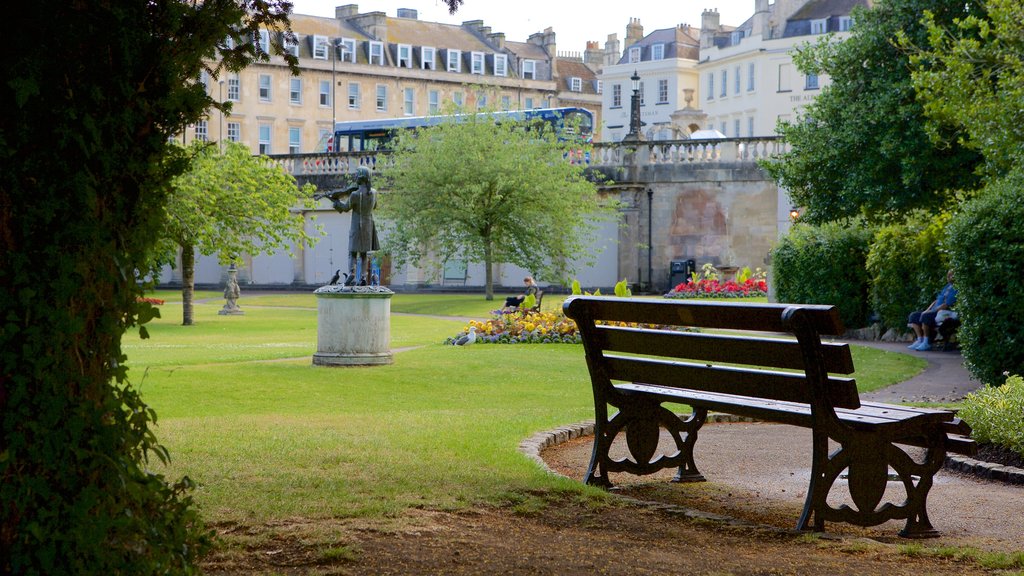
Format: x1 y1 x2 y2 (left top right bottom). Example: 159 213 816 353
669 259 696 290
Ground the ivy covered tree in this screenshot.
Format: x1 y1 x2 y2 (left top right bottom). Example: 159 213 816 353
763 0 981 224
157 141 320 325
1 1 298 572
379 112 616 300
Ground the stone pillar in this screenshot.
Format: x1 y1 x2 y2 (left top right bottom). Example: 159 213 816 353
313 285 394 366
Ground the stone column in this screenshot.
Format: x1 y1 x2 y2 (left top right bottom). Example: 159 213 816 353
313 285 394 366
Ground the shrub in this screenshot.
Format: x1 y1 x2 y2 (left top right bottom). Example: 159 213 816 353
958 374 1024 458
865 211 950 332
946 169 1024 385
771 220 873 329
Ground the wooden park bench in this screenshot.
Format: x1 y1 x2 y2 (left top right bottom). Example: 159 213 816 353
563 296 977 538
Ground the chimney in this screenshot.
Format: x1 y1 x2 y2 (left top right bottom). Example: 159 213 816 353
752 0 769 37
701 9 720 48
584 40 603 66
488 32 506 50
604 33 620 65
350 11 387 40
336 4 359 19
625 17 643 49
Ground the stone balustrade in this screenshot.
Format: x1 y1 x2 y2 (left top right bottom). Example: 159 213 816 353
269 136 788 179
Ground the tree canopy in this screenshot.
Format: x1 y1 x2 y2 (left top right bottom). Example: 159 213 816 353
763 0 981 224
1 0 298 571
157 141 320 325
379 113 617 300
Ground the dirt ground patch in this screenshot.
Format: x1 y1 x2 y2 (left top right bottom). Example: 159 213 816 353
201 502 1003 575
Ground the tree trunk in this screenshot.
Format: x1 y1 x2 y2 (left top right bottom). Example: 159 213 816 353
181 244 195 326
483 239 494 301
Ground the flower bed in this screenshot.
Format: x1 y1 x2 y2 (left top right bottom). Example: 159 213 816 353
665 278 767 299
446 309 581 345
136 297 166 305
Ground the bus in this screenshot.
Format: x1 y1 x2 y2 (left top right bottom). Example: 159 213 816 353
329 107 594 152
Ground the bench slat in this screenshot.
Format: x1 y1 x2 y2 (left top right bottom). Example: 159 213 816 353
596 326 856 374
565 296 845 335
605 355 861 409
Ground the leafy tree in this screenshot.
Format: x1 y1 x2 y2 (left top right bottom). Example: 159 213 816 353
156 141 319 325
1 0 298 572
379 112 617 300
905 0 1024 176
763 0 981 224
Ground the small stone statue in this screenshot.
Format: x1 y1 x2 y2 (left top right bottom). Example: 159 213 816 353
219 264 244 315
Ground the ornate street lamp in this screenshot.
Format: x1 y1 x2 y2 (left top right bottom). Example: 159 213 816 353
624 70 644 142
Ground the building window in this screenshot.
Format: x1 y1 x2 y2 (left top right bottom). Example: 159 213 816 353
731 30 745 44
348 83 360 108
747 63 756 92
422 46 436 70
199 71 209 93
494 54 507 77
500 95 511 110
734 66 741 94
612 84 622 107
376 84 388 112
570 77 582 92
595 80 603 94
369 41 384 65
429 90 440 114
734 119 741 137
285 36 300 57
652 44 664 61
289 127 301 154
720 121 727 135
312 35 328 59
805 73 819 90
720 70 727 97
471 52 485 74
403 88 414 115
522 59 536 80
707 73 714 100
289 77 302 104
476 93 487 110
257 29 270 54
227 73 240 102
319 80 331 106
195 120 208 142
748 116 755 137
658 79 668 103
525 97 534 109
258 123 271 154
778 63 792 92
319 128 331 152
227 122 240 142
638 81 645 105
398 44 413 68
341 38 356 63
838 16 852 31
628 46 641 64
453 91 464 107
259 74 271 102
811 19 827 34
447 49 461 72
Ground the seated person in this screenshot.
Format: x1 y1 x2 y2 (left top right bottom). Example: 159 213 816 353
907 269 956 351
503 276 539 312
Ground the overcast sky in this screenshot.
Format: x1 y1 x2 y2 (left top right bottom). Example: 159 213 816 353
289 0 755 55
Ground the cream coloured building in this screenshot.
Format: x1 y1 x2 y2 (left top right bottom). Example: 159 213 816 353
698 0 867 137
187 5 602 154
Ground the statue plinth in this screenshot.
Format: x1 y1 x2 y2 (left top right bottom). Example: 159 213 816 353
313 285 394 366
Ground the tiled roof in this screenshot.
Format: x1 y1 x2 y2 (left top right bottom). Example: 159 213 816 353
789 0 870 20
386 18 493 52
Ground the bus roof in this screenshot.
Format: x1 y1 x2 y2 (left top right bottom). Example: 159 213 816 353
333 107 591 134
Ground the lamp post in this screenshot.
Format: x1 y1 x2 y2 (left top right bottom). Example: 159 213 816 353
624 70 644 142
218 79 225 151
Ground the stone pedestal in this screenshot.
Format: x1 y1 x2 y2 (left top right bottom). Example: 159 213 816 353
313 285 393 366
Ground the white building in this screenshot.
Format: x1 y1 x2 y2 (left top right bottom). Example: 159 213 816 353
698 0 867 137
599 19 703 142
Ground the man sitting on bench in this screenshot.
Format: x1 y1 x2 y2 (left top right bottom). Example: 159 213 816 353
908 269 956 351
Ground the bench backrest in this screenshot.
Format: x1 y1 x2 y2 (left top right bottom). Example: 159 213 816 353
563 297 860 410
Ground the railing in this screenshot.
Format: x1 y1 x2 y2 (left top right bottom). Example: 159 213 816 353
270 137 789 177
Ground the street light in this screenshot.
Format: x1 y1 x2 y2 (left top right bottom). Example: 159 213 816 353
218 79 225 151
624 70 644 142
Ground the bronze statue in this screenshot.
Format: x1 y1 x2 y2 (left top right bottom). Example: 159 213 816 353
320 166 379 286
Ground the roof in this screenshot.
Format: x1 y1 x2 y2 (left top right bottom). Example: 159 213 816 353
556 59 599 94
616 25 701 65
789 0 870 20
385 17 493 52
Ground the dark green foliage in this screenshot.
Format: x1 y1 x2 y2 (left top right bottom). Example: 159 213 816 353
1 1 296 572
771 221 873 329
865 212 950 331
763 0 981 224
946 169 1024 386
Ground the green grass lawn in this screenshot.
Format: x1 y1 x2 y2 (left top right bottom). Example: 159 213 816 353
134 293 925 526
